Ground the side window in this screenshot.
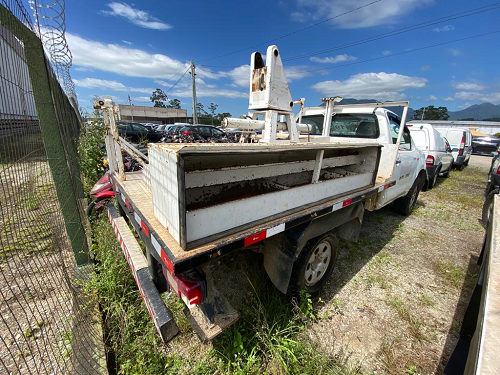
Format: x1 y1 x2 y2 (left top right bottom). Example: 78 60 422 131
211 128 224 136
388 116 401 144
199 127 212 137
131 124 146 132
117 123 128 131
400 126 412 150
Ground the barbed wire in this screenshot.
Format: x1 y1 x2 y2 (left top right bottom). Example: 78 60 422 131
28 0 77 105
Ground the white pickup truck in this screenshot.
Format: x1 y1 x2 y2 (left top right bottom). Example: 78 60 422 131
96 45 426 343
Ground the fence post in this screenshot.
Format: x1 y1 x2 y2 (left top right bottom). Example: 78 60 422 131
0 5 90 265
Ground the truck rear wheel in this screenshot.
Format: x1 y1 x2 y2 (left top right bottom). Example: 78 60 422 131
393 175 422 216
290 232 338 295
482 189 499 227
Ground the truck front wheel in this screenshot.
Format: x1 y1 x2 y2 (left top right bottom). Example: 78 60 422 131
290 233 338 295
393 175 423 216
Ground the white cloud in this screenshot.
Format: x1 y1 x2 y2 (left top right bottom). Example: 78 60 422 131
73 78 154 93
311 72 427 101
443 96 454 101
102 2 172 30
454 91 500 104
448 48 462 56
74 66 93 72
122 40 133 45
293 0 433 28
432 25 455 32
284 66 312 81
429 95 437 100
67 33 188 79
310 54 357 63
452 82 486 91
382 50 392 56
420 65 431 71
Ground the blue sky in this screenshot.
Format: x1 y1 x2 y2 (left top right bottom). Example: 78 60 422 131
60 0 500 116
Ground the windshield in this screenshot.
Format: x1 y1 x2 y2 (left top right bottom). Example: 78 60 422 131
301 113 379 138
409 130 428 150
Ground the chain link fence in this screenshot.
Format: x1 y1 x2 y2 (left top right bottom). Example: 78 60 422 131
1 1 106 373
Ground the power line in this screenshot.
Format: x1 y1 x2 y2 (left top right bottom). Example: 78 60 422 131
284 3 500 62
196 0 382 63
198 2 500 70
163 67 191 94
285 30 500 76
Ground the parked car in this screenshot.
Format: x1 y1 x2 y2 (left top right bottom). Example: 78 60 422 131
472 135 500 156
434 127 472 170
140 122 160 130
482 150 500 225
155 124 168 133
407 123 454 189
117 121 164 143
178 125 226 140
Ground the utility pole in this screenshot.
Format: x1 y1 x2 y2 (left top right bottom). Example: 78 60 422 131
421 106 427 120
190 60 198 124
128 95 134 121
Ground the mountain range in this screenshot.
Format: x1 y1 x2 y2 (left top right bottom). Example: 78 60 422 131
327 99 500 121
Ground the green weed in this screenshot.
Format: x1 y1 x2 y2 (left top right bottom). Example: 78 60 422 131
434 262 466 288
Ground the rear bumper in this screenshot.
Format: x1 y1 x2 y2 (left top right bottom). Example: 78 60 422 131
426 164 439 180
454 155 466 166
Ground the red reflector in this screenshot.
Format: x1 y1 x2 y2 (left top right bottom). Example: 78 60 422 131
406 124 413 127
182 131 192 135
125 198 130 209
177 275 203 305
496 166 500 175
160 248 174 273
426 155 435 166
342 199 353 207
244 230 266 247
141 221 150 238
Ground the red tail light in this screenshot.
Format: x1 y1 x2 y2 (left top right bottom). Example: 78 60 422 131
426 155 435 166
496 165 500 175
163 267 203 307
182 131 192 135
458 135 465 156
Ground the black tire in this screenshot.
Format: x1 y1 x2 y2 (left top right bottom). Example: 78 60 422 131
427 166 440 190
393 175 423 216
482 189 499 227
290 232 339 295
86 197 109 217
442 163 452 178
458 162 465 171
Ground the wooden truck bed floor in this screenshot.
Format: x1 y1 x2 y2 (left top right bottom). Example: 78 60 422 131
113 171 395 274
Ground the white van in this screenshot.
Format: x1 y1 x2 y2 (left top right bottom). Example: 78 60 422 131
434 127 472 170
407 123 454 189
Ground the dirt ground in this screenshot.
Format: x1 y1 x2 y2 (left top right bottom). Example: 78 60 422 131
200 165 488 374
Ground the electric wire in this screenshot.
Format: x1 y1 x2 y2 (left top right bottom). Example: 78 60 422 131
285 30 500 76
198 2 500 70
196 0 382 63
163 66 191 94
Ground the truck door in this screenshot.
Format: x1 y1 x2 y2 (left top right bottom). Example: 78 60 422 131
379 116 415 204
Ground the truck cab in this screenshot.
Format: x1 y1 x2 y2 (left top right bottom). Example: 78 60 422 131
299 105 427 214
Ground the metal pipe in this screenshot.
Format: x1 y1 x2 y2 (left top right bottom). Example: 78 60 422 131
223 117 312 132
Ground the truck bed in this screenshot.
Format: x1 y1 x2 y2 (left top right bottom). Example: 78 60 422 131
112 171 395 275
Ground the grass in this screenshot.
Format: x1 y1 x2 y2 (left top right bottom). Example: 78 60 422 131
85 214 360 374
434 262 466 288
385 297 426 341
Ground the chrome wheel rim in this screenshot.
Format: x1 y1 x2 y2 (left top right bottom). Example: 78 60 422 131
304 241 331 286
410 187 418 208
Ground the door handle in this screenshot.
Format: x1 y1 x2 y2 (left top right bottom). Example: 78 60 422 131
396 159 402 165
